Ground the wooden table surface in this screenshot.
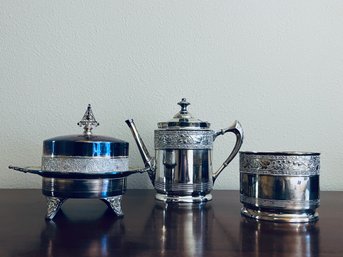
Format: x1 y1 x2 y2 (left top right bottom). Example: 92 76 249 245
0 189 342 257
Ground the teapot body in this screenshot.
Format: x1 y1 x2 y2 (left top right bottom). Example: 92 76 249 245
154 129 215 202
126 98 244 203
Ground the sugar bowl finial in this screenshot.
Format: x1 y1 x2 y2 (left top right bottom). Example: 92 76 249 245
77 104 99 136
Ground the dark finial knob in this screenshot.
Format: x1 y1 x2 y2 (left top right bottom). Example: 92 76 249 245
77 104 99 135
177 98 190 114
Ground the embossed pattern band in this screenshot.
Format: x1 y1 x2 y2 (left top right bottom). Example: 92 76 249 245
155 130 214 149
41 156 129 173
240 153 320 176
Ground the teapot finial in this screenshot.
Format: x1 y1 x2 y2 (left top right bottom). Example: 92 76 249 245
77 104 99 136
178 98 190 114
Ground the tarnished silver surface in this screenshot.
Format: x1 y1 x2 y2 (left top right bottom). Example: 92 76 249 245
126 98 244 203
155 130 213 149
41 156 129 173
42 177 126 198
240 152 320 222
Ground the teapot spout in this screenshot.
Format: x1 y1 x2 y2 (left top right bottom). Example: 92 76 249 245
125 119 156 185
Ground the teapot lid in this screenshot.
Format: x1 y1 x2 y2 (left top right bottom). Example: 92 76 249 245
157 98 210 129
43 104 128 157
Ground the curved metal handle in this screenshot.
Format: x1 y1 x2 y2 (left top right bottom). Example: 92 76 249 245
212 120 244 183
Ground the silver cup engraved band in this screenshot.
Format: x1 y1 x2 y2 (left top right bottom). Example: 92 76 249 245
155 130 213 150
41 156 129 173
240 195 320 210
240 153 320 176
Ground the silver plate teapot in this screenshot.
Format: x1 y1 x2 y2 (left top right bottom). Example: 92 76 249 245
126 98 244 203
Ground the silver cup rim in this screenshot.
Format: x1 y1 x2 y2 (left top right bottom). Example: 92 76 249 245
240 151 320 156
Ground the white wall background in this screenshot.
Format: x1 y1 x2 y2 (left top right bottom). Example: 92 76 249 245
1 1 342 190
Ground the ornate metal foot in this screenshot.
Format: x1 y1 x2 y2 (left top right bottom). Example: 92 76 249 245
102 196 124 217
46 197 65 220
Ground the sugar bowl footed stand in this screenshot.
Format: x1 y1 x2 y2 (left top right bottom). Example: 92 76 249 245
126 98 244 203
9 105 149 220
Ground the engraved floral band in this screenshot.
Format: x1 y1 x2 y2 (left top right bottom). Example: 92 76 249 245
154 130 214 149
41 156 129 173
240 153 320 176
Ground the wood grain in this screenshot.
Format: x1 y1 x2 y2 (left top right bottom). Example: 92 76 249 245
0 190 341 257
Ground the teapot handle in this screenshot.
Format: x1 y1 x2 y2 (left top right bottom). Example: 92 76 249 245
212 120 244 183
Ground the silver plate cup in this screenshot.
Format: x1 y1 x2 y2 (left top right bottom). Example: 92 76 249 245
240 152 320 222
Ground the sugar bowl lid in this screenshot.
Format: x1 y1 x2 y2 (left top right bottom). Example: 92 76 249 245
43 104 128 157
157 98 210 129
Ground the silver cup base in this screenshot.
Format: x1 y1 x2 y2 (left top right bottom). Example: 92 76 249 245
155 193 212 203
241 207 318 223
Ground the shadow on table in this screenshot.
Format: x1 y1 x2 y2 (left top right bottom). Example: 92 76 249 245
120 201 241 257
239 216 319 257
13 207 125 257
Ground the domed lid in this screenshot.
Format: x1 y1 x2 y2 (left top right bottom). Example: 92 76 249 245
157 98 210 129
43 104 128 157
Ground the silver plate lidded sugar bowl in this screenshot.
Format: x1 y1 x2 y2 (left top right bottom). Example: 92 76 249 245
9 104 148 220
126 98 244 203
